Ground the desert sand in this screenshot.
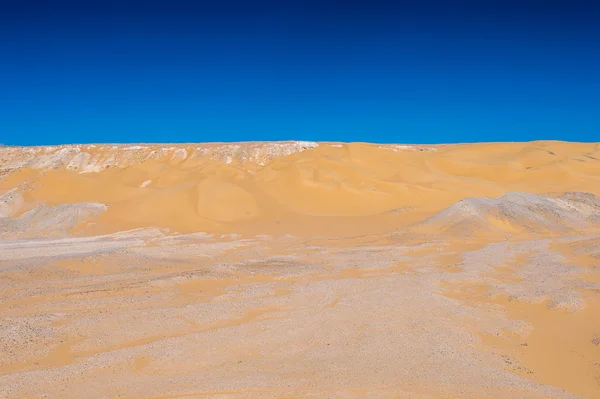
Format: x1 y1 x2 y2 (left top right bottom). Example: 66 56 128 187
1 141 599 398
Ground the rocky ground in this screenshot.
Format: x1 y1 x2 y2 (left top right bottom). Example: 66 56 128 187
1 230 599 398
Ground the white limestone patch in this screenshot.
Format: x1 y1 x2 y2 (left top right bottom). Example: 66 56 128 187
28 147 81 170
379 145 438 152
67 152 92 171
0 203 108 239
0 189 24 217
172 148 188 161
415 191 600 236
0 142 321 175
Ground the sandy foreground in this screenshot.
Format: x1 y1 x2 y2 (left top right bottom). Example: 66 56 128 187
0 141 599 398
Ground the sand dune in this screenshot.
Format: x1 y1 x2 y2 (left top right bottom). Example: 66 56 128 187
1 140 599 237
1 140 599 398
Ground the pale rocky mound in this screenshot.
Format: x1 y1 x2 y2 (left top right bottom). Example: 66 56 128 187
413 191 600 236
0 141 319 174
0 202 107 238
0 189 24 218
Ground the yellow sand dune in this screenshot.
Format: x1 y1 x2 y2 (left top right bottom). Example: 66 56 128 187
1 140 599 236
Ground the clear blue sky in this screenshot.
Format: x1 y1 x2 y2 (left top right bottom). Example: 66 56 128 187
1 0 599 145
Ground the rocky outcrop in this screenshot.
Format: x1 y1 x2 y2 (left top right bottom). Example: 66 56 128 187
414 191 600 236
0 141 319 174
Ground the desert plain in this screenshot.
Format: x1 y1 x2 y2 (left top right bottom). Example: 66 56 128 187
0 140 599 398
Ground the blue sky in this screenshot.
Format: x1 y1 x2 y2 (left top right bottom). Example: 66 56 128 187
1 0 599 145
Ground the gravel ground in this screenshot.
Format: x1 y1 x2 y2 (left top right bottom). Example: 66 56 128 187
1 230 594 398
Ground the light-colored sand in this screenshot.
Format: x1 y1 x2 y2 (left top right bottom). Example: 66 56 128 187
0 141 599 398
